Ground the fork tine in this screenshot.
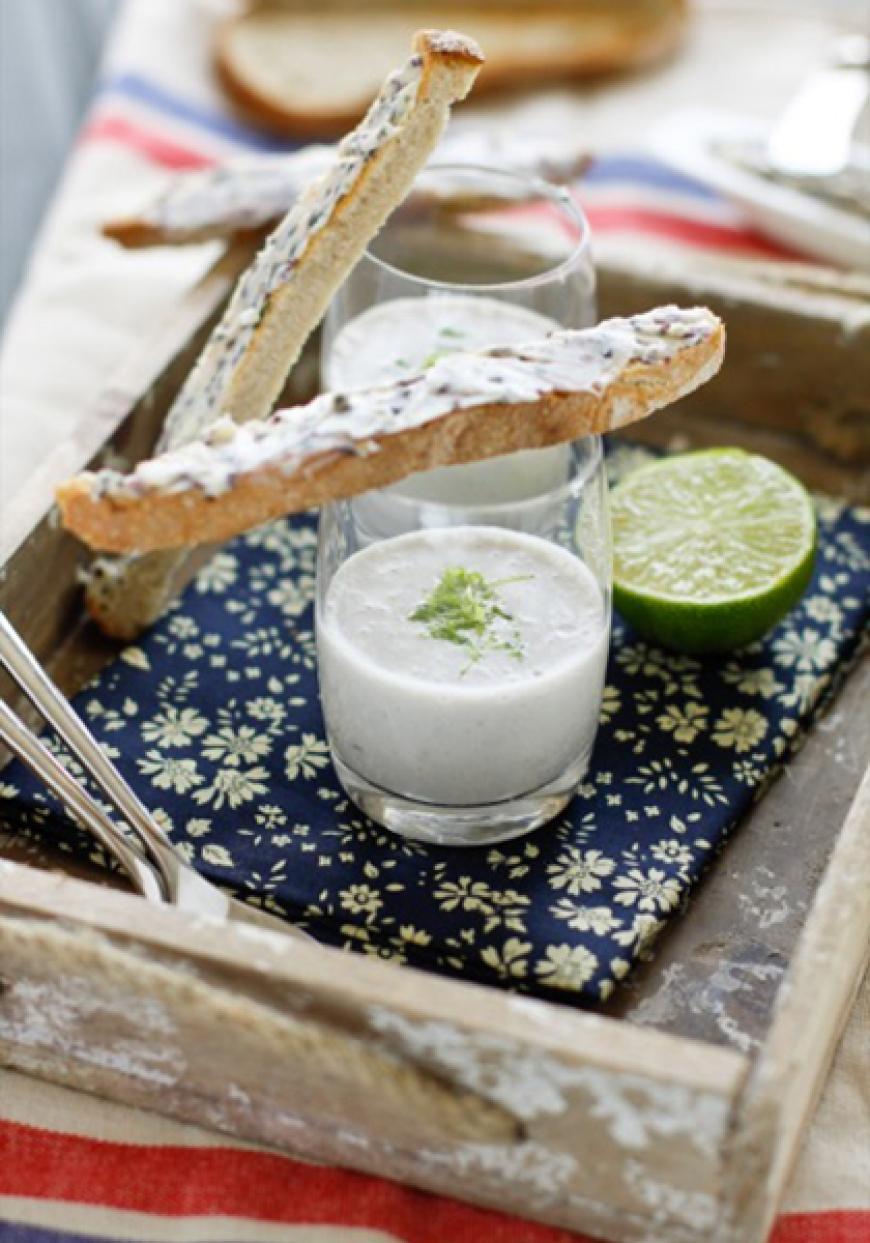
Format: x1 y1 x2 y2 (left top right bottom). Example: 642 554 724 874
0 698 163 902
0 611 184 900
0 612 313 941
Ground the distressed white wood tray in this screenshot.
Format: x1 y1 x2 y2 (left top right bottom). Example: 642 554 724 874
1 238 868 1243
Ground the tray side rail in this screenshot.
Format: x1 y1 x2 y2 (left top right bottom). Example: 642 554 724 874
0 860 748 1243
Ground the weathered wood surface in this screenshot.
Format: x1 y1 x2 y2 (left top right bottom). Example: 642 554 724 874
605 655 870 1046
725 764 870 1243
0 861 749 1243
600 253 870 502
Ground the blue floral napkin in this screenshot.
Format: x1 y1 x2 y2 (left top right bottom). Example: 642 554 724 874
1 449 867 1004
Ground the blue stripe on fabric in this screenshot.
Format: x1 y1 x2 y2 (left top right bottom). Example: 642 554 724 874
95 75 719 202
585 154 719 200
0 1224 123 1243
95 72 305 152
0 1224 250 1243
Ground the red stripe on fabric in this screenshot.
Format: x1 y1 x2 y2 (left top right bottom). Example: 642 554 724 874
582 205 805 260
79 116 215 170
0 1121 583 1242
773 1211 870 1243
3 1123 868 1242
74 122 805 264
458 195 805 263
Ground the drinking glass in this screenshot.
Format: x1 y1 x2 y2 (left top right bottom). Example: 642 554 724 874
315 438 611 847
321 162 595 513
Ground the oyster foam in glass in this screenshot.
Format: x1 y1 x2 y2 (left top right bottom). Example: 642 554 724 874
315 439 611 846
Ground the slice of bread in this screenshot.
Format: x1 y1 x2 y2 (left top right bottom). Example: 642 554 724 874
59 306 725 555
84 29 482 639
103 148 333 249
216 1 686 138
103 131 590 250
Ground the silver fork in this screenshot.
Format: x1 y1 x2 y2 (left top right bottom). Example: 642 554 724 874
0 611 312 942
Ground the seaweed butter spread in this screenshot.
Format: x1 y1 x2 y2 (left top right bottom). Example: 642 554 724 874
85 307 720 502
326 293 568 506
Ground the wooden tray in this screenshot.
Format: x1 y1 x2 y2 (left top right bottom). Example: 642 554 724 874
1 239 868 1243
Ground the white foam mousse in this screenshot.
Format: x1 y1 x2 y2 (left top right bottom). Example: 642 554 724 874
317 525 608 806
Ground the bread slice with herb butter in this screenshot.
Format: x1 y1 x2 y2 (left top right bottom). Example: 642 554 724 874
102 148 335 249
59 306 725 555
84 28 483 638
102 132 590 250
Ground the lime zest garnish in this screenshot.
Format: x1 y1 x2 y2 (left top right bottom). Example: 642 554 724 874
409 566 531 671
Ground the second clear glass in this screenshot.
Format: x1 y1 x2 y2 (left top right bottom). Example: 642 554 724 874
321 162 596 511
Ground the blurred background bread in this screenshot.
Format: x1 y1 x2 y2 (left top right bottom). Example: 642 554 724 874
215 0 687 138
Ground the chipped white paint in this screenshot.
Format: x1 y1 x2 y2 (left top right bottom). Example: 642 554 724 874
625 1158 718 1238
737 866 794 931
336 1128 375 1152
421 1140 578 1204
81 1039 184 1087
227 1082 252 1108
368 1007 731 1157
0 977 185 1087
629 958 785 1054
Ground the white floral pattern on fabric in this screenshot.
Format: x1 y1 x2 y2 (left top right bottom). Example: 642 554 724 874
1 447 867 1004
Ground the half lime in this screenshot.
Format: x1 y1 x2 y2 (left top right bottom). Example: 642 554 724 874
611 448 816 654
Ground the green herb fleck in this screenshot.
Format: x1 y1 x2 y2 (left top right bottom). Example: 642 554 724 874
409 566 531 671
421 349 450 369
438 325 464 339
393 357 410 368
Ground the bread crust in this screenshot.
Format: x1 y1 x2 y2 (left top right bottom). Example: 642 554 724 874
58 314 725 555
105 219 271 249
215 2 685 138
102 220 166 249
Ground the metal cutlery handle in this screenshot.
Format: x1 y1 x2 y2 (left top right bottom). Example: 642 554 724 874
0 698 163 902
0 612 186 902
767 37 870 179
0 611 311 937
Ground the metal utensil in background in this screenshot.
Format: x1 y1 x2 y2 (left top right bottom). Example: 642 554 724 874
0 611 313 941
0 697 163 901
767 35 870 179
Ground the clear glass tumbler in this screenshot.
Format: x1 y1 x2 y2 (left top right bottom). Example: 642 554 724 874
321 162 595 513
315 439 611 847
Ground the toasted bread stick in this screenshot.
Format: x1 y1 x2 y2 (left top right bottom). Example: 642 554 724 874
60 306 725 555
84 29 483 638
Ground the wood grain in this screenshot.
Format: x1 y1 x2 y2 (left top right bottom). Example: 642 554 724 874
0 861 747 1243
605 656 870 1048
